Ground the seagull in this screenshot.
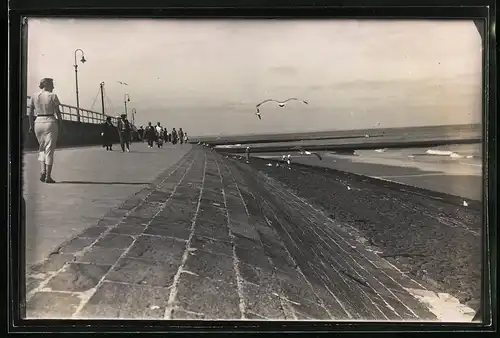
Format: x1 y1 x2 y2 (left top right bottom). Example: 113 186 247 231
283 154 291 165
255 108 262 120
117 81 129 86
293 146 323 160
256 98 308 108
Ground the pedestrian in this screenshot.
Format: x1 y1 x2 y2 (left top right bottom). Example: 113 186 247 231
183 132 189 143
144 121 155 148
163 128 168 144
101 116 115 151
138 126 144 142
179 128 184 144
245 146 250 163
155 122 163 148
171 128 178 145
28 77 64 183
117 113 131 152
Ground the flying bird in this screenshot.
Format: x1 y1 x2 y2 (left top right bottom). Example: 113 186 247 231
117 81 129 86
293 146 323 160
255 108 262 120
256 98 308 108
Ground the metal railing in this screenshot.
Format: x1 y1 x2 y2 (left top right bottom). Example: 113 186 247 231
59 104 119 124
27 96 119 125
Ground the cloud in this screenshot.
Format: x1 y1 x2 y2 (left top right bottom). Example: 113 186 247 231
268 65 297 76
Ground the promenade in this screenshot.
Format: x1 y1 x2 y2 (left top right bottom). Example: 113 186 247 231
23 144 477 321
23 143 191 265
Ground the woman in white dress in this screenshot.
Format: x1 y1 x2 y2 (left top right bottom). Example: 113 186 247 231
28 78 64 183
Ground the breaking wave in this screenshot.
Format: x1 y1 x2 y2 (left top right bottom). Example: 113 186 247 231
425 149 473 159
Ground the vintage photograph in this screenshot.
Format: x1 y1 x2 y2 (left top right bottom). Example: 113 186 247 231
23 18 483 321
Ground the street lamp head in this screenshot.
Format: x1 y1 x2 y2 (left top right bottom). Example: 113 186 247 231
127 98 130 102
80 56 87 63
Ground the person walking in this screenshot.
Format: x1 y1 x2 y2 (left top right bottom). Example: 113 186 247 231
143 122 155 148
138 126 144 142
101 116 115 151
171 128 178 145
178 128 184 145
155 122 163 148
183 132 189 143
28 77 64 183
117 114 131 152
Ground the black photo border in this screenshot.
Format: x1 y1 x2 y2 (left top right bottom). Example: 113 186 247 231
6 0 497 336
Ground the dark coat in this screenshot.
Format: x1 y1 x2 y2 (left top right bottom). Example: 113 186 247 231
101 121 115 145
143 126 156 141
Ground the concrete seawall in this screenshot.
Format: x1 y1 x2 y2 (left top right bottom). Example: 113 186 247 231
22 117 122 150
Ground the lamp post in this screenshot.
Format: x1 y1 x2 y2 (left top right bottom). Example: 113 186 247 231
99 82 105 116
131 108 137 125
73 49 87 123
124 94 131 119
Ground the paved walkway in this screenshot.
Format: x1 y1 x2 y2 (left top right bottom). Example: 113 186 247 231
25 147 445 321
23 142 192 265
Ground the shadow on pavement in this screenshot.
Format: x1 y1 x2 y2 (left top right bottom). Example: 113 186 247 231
57 181 149 185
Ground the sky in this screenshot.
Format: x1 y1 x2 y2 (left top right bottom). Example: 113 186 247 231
27 18 482 137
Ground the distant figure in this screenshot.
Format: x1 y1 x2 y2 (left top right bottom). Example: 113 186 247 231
101 116 115 151
117 114 131 152
28 77 64 183
138 126 144 142
183 133 189 143
155 122 163 148
171 128 178 145
245 146 250 163
163 128 168 143
179 128 184 144
144 121 155 148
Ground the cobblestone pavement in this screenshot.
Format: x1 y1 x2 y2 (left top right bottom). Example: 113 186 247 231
25 147 439 320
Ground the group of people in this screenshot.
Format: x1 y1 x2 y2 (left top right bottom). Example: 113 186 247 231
101 113 133 152
138 122 188 148
28 77 190 183
101 117 189 151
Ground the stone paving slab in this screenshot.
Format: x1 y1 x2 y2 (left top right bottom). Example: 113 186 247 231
25 146 445 321
24 143 193 265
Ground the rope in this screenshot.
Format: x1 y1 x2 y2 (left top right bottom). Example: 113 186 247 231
103 88 116 117
89 85 102 111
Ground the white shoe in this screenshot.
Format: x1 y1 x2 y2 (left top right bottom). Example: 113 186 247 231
126 149 130 152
